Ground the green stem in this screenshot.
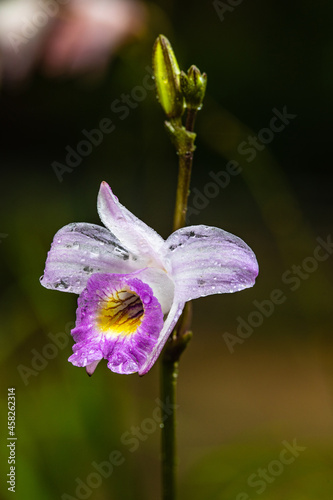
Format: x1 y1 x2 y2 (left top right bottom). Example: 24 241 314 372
185 108 198 136
173 110 197 231
160 358 178 500
160 108 197 500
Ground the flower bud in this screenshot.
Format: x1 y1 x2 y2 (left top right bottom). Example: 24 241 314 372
180 65 207 110
152 35 184 119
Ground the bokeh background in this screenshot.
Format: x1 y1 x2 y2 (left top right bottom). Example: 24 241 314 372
1 0 333 498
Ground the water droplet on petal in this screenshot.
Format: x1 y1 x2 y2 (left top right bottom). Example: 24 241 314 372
73 242 80 250
142 294 151 305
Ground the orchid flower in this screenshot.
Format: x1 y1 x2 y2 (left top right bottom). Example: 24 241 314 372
40 181 258 376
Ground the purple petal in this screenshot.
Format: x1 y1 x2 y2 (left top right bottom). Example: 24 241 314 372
40 222 146 294
68 273 164 375
138 296 185 376
97 182 165 267
86 360 100 376
162 225 259 301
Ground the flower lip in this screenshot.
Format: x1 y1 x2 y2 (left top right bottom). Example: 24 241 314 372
68 272 165 374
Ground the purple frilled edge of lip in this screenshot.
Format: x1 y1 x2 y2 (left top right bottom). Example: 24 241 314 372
40 181 259 376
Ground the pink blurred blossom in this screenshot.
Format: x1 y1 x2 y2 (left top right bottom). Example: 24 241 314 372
0 0 147 84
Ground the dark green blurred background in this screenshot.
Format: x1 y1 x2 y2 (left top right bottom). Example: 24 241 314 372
1 0 333 498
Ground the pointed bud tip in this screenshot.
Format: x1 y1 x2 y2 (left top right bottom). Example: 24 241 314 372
180 65 207 110
152 34 184 119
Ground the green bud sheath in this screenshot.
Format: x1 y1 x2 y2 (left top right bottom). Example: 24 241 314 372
152 35 185 119
181 65 207 111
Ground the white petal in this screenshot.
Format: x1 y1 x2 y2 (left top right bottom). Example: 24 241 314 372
97 182 165 268
133 267 174 314
138 296 185 375
162 225 259 301
40 222 144 294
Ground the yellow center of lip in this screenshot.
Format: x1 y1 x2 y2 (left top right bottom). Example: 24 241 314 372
97 289 144 337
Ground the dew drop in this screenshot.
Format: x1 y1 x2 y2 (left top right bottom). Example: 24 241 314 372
72 242 80 250
142 294 151 305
